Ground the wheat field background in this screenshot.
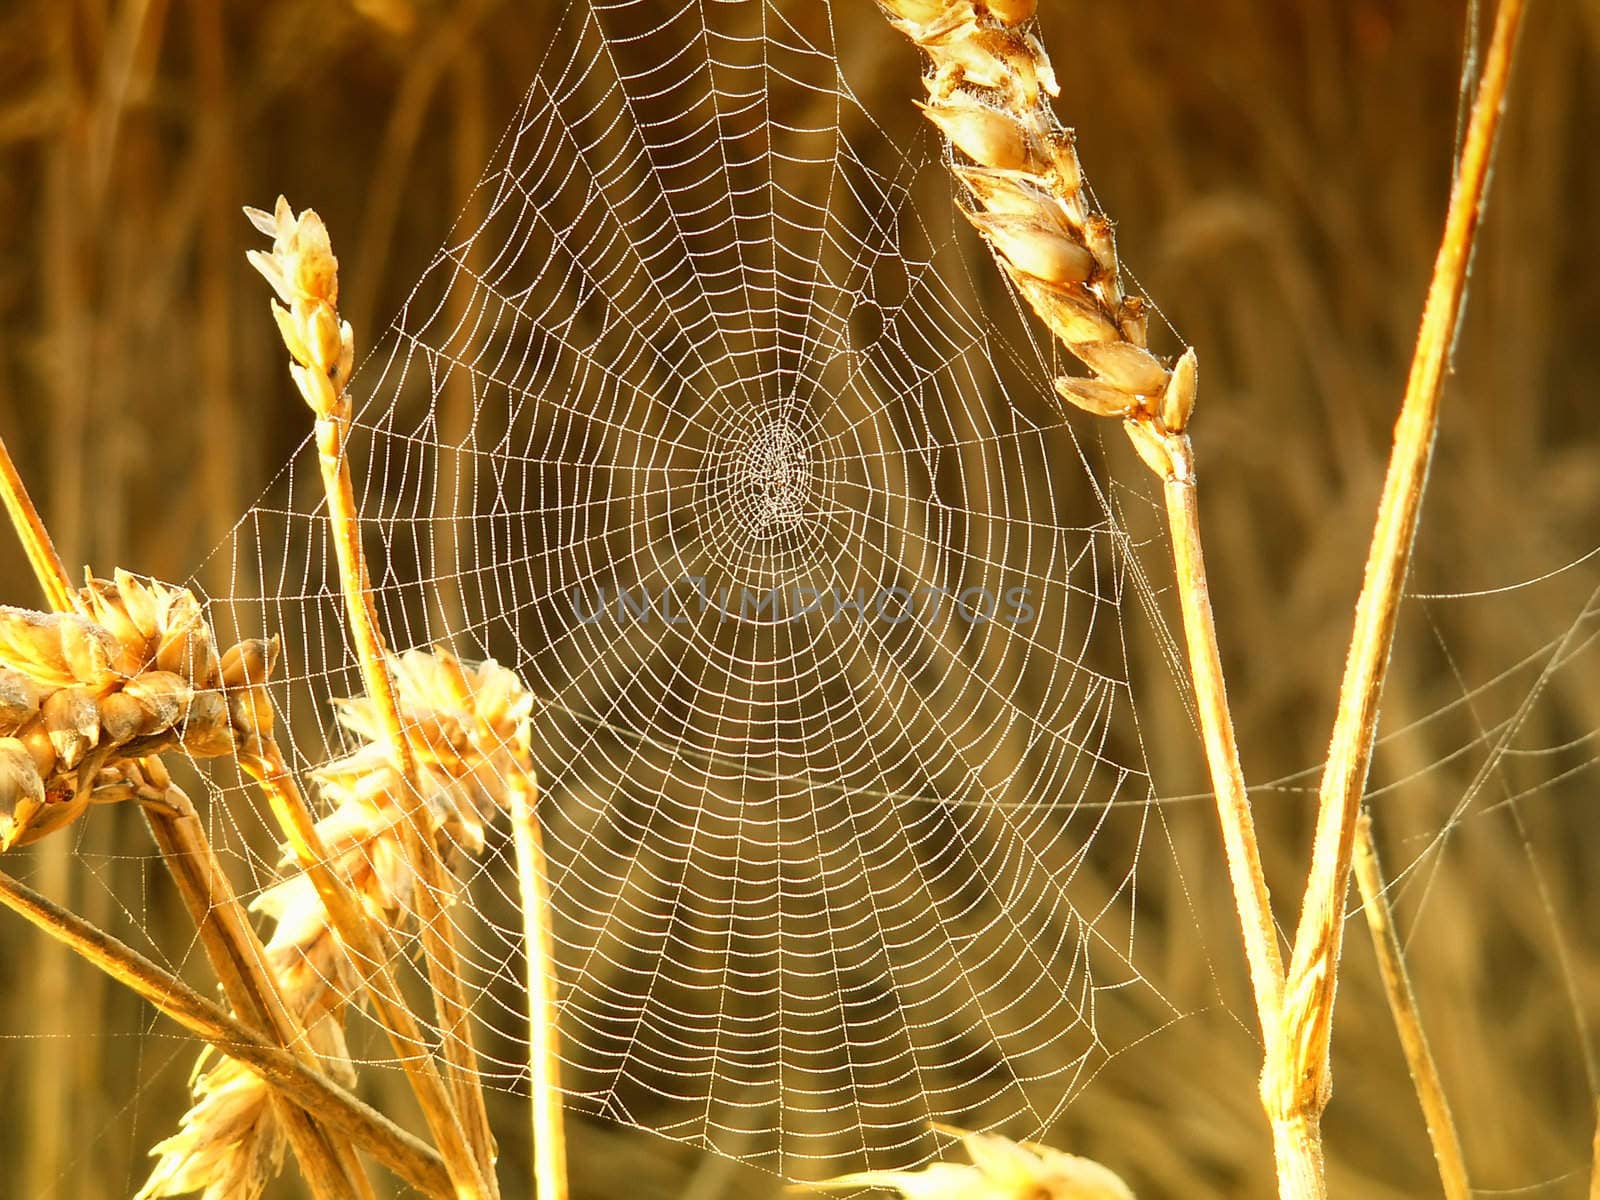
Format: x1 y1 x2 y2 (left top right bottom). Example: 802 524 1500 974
0 1 1597 1197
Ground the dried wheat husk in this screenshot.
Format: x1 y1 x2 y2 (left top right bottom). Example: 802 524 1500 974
803 1126 1136 1199
882 0 1200 468
140 648 534 1200
0 573 276 851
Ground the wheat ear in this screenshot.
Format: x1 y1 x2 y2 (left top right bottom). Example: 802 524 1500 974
803 1125 1135 1199
146 648 536 1200
248 195 501 1194
233 720 496 1197
0 570 259 850
876 2 1309 1191
1268 0 1526 1182
0 432 373 1198
0 557 487 1197
0 355 490 1193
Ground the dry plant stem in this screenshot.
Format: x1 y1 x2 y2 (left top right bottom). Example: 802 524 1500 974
0 431 74 613
1163 442 1286 1031
1352 814 1470 1200
240 734 494 1200
0 426 371 1199
511 772 568 1200
1164 444 1318 1198
1272 0 1529 1138
3 428 78 1198
314 404 499 1192
1591 1103 1600 1200
143 793 373 1200
0 865 455 1200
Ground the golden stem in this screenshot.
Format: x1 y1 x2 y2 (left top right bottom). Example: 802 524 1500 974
1163 440 1286 1033
314 372 500 1194
0 865 455 1200
1590 1101 1600 1200
1352 813 1470 1200
0 430 75 612
511 771 568 1200
144 790 373 1200
1273 0 1528 1136
1161 438 1318 1198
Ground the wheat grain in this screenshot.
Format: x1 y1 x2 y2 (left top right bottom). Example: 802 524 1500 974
883 0 1194 447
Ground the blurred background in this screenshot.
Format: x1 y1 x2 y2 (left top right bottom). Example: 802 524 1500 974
0 0 1597 1197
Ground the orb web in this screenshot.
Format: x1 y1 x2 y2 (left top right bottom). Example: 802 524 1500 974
211 0 1182 1178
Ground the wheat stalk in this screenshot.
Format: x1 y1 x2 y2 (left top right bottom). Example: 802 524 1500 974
510 770 568 1200
1351 813 1470 1200
875 1 1304 1189
1590 1106 1600 1200
0 439 74 614
1268 0 1527 1175
248 195 503 1194
135 763 377 1200
0 864 455 1198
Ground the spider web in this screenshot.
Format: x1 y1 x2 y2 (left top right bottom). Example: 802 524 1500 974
208 0 1190 1178
3 1 1596 1195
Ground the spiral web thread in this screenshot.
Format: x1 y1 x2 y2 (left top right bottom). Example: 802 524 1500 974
207 0 1196 1178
